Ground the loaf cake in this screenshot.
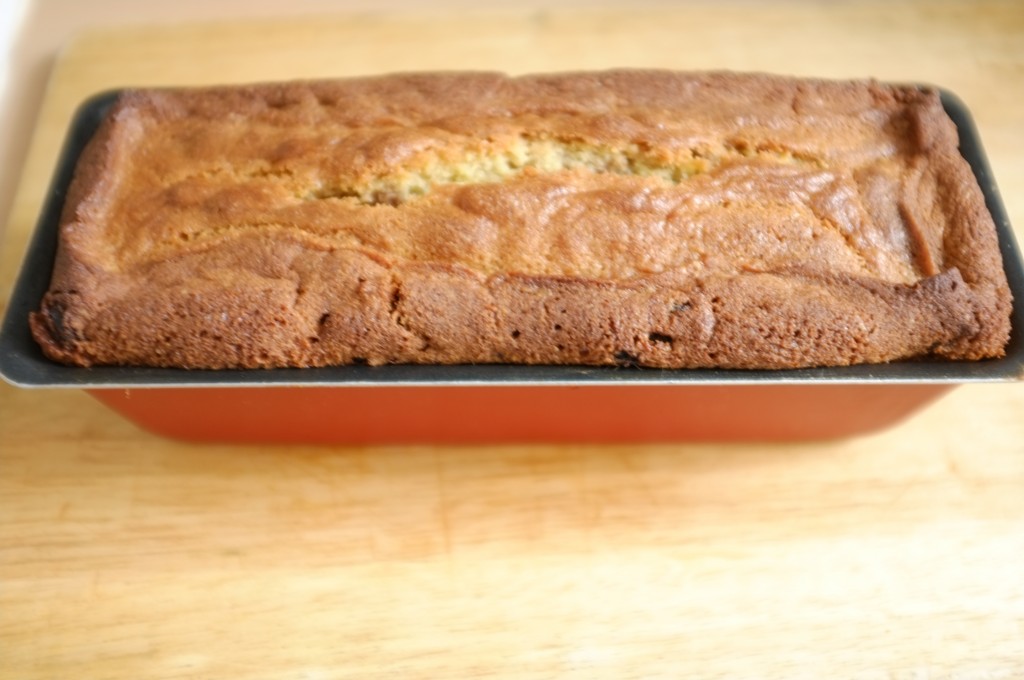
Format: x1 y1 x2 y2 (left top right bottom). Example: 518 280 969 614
31 70 1013 369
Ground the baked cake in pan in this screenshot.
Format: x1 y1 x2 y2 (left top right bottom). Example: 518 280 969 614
30 71 1013 369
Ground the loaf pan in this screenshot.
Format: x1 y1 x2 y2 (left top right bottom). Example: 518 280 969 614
1 87 1022 443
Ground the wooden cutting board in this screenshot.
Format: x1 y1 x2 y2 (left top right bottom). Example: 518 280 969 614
2 3 1024 678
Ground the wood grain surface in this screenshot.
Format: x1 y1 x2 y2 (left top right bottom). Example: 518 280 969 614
2 2 1023 678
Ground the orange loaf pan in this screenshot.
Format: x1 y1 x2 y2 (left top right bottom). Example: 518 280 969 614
83 382 956 444
1 88 1022 444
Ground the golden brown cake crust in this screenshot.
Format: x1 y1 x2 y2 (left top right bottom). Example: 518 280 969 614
31 70 1012 369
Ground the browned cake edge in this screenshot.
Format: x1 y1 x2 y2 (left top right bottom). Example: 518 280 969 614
30 71 1014 370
